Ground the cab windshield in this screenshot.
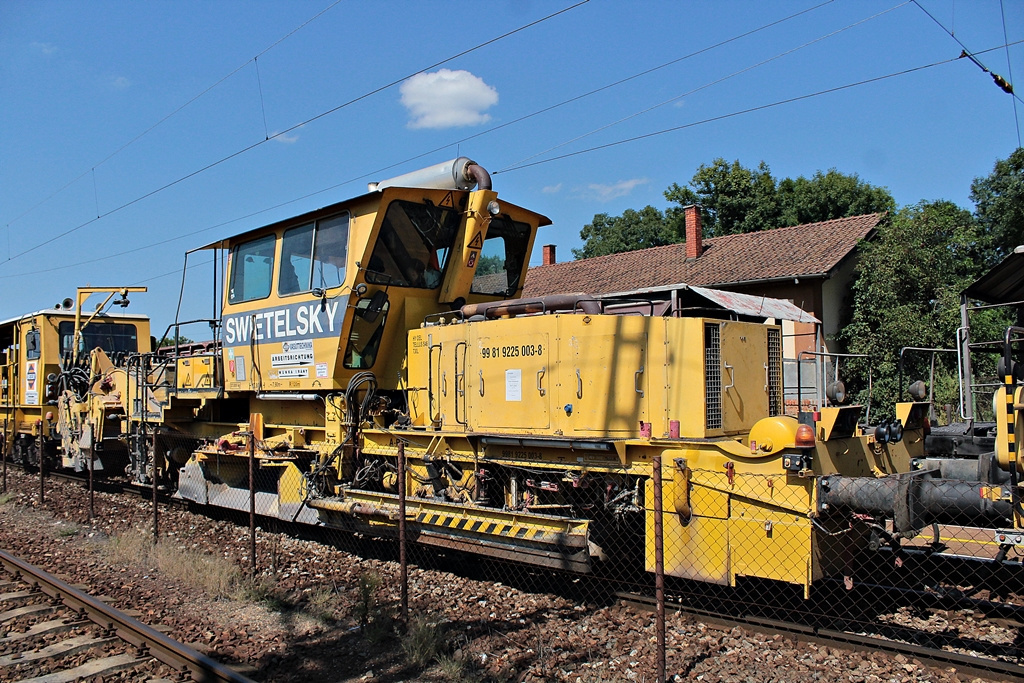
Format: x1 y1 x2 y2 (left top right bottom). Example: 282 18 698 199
365 201 461 289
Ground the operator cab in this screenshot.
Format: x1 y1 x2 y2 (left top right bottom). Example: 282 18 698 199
194 158 550 397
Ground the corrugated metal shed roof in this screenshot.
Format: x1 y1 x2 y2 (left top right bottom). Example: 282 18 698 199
684 285 819 323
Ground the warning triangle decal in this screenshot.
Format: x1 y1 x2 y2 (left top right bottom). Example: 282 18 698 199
468 231 484 249
440 191 455 208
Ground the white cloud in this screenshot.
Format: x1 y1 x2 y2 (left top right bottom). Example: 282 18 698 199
581 178 649 202
271 124 302 144
272 131 300 144
542 183 563 194
400 69 498 129
31 42 57 56
110 76 131 89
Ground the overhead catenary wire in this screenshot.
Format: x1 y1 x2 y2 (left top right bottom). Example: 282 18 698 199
502 1 910 172
0 0 590 267
495 51 999 175
999 0 1021 147
4 3 1019 292
3 36 1021 285
0 0 835 282
8 38 1020 291
3 0 347 231
912 0 1022 105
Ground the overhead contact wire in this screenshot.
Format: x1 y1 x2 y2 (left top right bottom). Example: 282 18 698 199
3 0 346 230
999 0 1021 147
501 1 910 171
912 0 1024 107
333 0 840 188
0 0 832 279
496 55 968 174
0 0 590 266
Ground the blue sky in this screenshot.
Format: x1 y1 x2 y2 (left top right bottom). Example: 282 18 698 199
1 0 1021 333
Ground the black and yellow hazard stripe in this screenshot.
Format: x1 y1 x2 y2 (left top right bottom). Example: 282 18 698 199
413 509 578 544
1007 373 1017 470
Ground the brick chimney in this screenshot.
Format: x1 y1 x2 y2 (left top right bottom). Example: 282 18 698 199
542 244 557 266
684 205 703 259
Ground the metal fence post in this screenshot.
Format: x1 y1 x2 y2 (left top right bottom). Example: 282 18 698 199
89 438 95 520
398 441 408 624
37 422 44 505
653 455 666 683
151 429 159 543
249 430 257 578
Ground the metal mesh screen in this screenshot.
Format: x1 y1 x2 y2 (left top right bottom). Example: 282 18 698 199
768 327 783 416
704 322 722 430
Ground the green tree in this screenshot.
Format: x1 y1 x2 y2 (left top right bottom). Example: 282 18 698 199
157 334 194 347
776 169 895 227
572 205 676 259
664 158 778 237
576 158 894 259
970 147 1024 257
840 201 991 417
475 254 503 275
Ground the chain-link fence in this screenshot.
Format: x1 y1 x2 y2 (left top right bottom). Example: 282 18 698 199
5 424 1024 682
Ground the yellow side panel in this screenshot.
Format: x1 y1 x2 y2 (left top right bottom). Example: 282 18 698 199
177 355 216 390
474 331 551 430
662 318 707 438
651 513 730 585
278 462 306 505
720 322 770 434
647 474 730 585
407 330 431 427
729 499 812 587
565 316 647 433
690 483 730 519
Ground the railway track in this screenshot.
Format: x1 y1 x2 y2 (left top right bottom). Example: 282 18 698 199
618 590 1024 682
0 548 255 683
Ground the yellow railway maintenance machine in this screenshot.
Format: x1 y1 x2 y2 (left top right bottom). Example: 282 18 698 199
0 287 150 472
114 158 1015 596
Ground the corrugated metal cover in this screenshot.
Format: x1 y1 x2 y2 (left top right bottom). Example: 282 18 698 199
686 285 819 323
964 245 1024 304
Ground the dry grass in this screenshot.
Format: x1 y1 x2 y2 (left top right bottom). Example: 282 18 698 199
105 528 242 599
304 584 338 622
435 654 479 682
402 615 447 669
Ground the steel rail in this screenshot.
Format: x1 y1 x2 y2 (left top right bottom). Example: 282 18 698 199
617 591 1024 682
0 548 256 683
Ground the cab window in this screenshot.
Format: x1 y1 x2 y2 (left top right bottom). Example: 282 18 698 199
25 329 40 360
229 234 276 303
344 296 389 369
59 322 139 355
279 213 349 295
470 216 531 297
365 201 460 289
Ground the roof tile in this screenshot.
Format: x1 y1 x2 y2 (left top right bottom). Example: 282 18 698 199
523 213 881 297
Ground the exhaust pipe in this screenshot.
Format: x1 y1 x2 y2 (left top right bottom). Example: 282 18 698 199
368 157 490 192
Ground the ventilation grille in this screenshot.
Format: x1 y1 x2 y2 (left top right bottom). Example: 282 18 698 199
705 323 722 430
767 327 782 416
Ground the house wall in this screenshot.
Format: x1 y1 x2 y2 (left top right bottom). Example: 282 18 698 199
820 255 858 351
723 280 821 356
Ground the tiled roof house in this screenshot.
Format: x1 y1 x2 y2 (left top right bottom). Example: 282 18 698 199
524 207 882 356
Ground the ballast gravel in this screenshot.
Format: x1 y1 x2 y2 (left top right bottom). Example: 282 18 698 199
0 469 1004 682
